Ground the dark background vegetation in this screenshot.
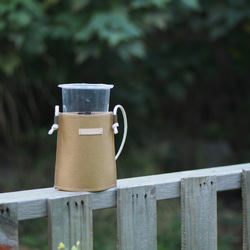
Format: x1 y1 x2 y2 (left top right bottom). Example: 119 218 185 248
0 0 250 249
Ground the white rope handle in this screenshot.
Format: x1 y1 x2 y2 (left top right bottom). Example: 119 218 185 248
112 105 128 160
48 105 59 135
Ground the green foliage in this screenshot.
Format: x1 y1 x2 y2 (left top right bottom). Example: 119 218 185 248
0 0 249 163
1 1 249 249
0 0 249 176
1 0 250 142
19 218 48 249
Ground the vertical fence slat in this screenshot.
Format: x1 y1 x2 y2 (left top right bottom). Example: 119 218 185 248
181 176 217 250
117 185 157 250
47 194 93 250
242 169 250 250
0 203 18 250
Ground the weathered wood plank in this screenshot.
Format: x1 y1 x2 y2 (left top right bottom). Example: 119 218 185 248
117 186 157 250
0 163 249 220
242 169 250 250
47 194 93 250
181 176 217 250
0 203 18 250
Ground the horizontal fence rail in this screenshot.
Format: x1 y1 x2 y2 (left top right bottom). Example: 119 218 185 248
0 163 250 249
0 163 249 219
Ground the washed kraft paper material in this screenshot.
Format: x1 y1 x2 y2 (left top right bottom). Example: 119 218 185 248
54 112 117 192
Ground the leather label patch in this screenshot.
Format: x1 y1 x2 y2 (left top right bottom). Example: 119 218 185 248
79 128 103 135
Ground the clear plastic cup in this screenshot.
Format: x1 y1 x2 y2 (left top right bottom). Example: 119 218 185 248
58 83 114 113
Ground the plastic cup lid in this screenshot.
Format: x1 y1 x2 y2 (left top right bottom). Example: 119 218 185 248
58 83 114 89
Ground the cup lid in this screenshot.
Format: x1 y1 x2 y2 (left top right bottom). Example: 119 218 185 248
58 83 114 89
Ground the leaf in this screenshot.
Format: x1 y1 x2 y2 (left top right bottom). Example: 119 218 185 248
50 13 76 39
74 44 101 63
130 0 171 9
226 8 244 28
209 25 227 40
0 53 20 75
0 20 6 31
75 10 142 47
144 12 169 30
117 41 146 60
71 0 90 12
180 0 200 10
7 33 25 48
8 10 32 29
0 2 16 15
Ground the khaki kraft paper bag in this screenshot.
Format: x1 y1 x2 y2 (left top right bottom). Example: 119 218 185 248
54 112 117 192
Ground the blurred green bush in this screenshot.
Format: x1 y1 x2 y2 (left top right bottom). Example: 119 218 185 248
1 0 250 174
1 1 248 248
0 0 250 146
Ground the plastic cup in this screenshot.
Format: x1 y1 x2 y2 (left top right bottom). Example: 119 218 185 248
58 83 114 113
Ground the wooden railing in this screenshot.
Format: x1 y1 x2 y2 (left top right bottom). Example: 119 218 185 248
1 163 250 249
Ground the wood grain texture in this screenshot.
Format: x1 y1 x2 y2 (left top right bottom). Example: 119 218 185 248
117 186 157 250
0 203 18 250
47 194 93 250
181 176 217 250
0 163 249 221
0 164 249 250
242 169 250 250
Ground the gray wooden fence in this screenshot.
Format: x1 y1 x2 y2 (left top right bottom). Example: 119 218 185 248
1 163 250 249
